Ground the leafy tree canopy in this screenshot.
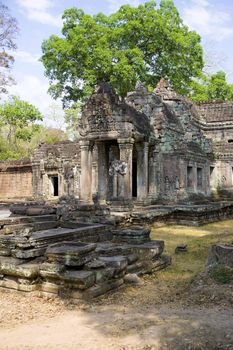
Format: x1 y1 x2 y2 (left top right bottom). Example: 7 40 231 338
0 95 43 146
0 97 67 160
41 0 203 106
189 71 233 102
0 2 18 95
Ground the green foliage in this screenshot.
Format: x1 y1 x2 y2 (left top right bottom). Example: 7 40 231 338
190 71 233 102
209 264 233 284
0 2 18 95
0 95 43 159
64 102 80 140
30 125 67 145
41 1 203 106
0 95 43 142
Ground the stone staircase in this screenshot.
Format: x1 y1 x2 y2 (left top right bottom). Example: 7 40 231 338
0 205 169 299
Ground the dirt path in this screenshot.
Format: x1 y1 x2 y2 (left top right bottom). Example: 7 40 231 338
0 288 232 350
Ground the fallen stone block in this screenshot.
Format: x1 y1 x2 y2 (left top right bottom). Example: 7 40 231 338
0 257 39 278
206 243 233 268
124 273 143 285
61 270 96 289
39 262 66 279
175 244 188 253
98 256 128 271
82 278 124 299
45 242 97 266
12 247 47 259
95 267 115 283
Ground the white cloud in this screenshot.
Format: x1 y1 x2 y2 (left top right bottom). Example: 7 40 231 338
16 0 62 28
183 0 233 40
14 50 40 65
16 0 53 11
107 0 141 13
7 74 65 128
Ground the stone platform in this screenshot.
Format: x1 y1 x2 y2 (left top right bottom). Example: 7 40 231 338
111 201 233 226
0 208 170 299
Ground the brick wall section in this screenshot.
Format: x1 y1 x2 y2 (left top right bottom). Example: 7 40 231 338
195 101 233 123
0 159 33 199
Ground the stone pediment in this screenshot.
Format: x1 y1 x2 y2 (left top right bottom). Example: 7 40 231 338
79 83 152 140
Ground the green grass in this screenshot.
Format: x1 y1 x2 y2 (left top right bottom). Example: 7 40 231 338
151 220 233 286
209 264 233 284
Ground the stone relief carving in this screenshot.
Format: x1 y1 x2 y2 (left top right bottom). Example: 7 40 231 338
64 164 74 180
79 99 116 136
164 175 180 191
109 160 128 176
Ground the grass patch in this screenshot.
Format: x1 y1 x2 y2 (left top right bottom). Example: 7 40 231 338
151 220 233 287
209 264 233 284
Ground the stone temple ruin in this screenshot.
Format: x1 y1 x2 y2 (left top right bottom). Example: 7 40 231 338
1 79 233 298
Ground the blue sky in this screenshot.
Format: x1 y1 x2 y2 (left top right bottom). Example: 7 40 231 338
5 0 233 124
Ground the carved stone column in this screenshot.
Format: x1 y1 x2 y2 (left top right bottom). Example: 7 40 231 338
96 142 109 204
79 140 93 204
136 142 149 200
118 138 134 200
148 148 158 199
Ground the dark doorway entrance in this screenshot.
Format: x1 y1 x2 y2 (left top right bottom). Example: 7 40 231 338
50 176 59 196
132 160 137 198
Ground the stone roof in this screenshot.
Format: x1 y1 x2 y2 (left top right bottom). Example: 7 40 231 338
154 78 183 101
79 82 152 141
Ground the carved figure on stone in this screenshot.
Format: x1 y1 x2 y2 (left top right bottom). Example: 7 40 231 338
40 160 45 174
165 176 170 191
64 164 75 196
109 160 128 176
175 176 180 189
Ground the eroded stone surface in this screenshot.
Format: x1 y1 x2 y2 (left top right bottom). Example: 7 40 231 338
207 243 233 268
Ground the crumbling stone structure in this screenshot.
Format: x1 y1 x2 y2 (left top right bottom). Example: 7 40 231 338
0 80 233 207
32 141 81 199
1 80 233 299
195 101 233 195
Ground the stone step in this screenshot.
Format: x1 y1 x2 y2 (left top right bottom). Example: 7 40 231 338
0 215 57 226
28 224 110 248
0 221 58 234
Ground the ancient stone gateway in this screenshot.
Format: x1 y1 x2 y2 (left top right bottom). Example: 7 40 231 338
78 83 153 207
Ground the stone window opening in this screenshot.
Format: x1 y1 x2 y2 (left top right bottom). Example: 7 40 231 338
228 139 233 143
197 167 203 189
210 166 215 187
49 175 59 196
187 166 193 188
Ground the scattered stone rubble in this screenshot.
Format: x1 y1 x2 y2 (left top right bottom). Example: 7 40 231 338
207 243 233 268
0 205 170 300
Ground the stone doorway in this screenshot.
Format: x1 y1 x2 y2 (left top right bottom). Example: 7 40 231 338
132 160 137 198
49 175 59 196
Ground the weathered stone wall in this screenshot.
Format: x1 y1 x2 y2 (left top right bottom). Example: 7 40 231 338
194 101 233 194
126 81 212 201
32 141 81 199
195 101 233 123
0 159 32 199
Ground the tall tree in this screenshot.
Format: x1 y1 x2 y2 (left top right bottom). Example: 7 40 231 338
0 95 43 147
0 2 18 95
41 0 203 106
189 71 233 102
